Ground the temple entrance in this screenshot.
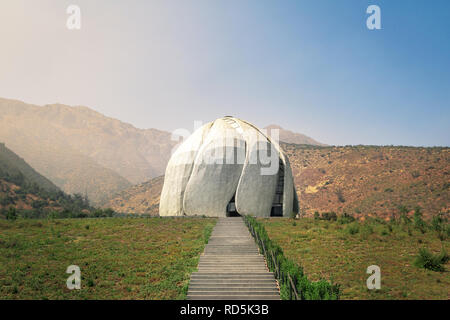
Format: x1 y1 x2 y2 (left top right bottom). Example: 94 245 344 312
226 194 241 217
270 159 284 217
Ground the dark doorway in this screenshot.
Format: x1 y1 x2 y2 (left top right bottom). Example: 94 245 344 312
270 159 284 217
226 194 241 217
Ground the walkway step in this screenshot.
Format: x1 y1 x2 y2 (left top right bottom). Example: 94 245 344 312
187 217 280 300
191 273 275 278
188 290 279 295
188 295 281 300
189 284 278 288
189 280 277 284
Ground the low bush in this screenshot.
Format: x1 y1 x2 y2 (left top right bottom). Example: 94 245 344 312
335 189 345 203
413 248 449 272
431 214 446 232
345 223 359 235
338 212 355 224
6 206 17 221
313 211 338 221
413 207 427 233
321 212 337 221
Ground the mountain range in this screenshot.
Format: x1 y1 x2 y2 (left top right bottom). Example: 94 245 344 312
1 97 448 219
0 97 325 205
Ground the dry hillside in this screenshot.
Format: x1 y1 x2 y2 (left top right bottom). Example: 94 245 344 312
0 179 64 214
104 144 449 219
104 176 164 215
285 144 449 220
0 98 175 204
0 143 91 217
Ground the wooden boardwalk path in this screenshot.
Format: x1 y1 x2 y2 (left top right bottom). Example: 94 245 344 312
187 217 280 300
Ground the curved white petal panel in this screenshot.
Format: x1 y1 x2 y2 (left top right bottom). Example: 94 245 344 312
234 120 278 217
183 119 246 217
159 122 213 216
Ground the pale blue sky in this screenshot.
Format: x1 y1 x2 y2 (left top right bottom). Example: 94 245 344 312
0 0 449 146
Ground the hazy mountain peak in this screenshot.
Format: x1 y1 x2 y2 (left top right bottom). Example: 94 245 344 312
0 98 176 204
264 125 327 146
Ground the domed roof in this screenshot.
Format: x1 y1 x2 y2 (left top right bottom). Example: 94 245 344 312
159 117 298 217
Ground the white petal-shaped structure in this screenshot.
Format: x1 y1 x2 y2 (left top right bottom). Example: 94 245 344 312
159 117 299 217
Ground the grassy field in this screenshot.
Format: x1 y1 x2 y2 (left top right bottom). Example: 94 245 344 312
0 217 216 299
260 217 449 300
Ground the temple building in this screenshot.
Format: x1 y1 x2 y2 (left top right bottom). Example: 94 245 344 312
159 117 298 217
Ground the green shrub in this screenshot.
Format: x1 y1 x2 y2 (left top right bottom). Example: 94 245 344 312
6 206 17 221
413 207 426 233
413 248 449 272
321 212 337 221
335 189 345 203
338 212 355 224
398 205 411 224
431 214 445 232
203 224 214 244
345 223 359 235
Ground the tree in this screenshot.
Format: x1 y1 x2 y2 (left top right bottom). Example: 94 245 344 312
335 189 345 203
6 206 17 220
103 208 114 217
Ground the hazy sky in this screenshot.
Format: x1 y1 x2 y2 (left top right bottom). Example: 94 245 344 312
0 0 449 146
